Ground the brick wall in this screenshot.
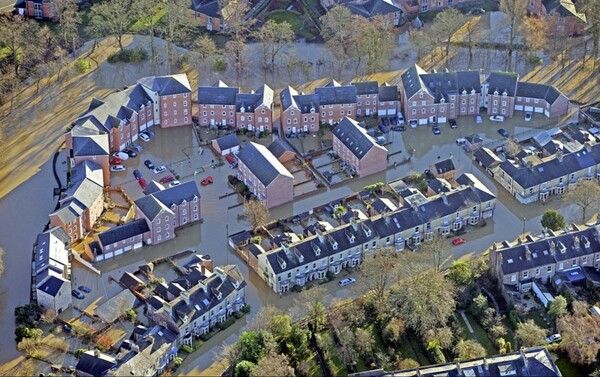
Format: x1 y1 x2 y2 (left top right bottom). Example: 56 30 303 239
160 93 192 128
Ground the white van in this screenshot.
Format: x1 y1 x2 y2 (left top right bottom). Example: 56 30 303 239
338 277 356 287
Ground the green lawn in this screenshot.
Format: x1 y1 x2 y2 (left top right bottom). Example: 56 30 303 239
264 10 317 39
523 311 551 330
317 332 346 376
306 353 325 377
398 334 431 366
464 313 498 356
554 356 592 377
454 313 471 339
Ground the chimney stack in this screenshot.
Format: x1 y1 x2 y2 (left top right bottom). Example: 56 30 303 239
525 245 531 260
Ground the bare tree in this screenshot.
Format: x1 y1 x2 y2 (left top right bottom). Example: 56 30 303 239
357 247 397 305
253 20 295 71
499 0 528 70
319 5 356 78
225 36 250 82
295 286 327 332
41 308 58 324
355 15 396 74
0 16 42 77
576 0 600 68
160 0 190 70
522 16 548 57
431 8 467 63
90 0 136 51
251 351 295 377
218 342 242 376
219 0 255 40
557 301 600 365
462 17 486 69
0 247 4 277
420 234 450 272
193 35 218 73
0 72 21 115
54 0 80 53
564 180 600 223
243 199 270 231
133 0 163 73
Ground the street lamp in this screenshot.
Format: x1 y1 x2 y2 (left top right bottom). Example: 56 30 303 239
522 217 526 236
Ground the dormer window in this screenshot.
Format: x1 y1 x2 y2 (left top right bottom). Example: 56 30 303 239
462 89 467 95
310 107 315 113
217 293 222 300
558 241 567 253
494 90 499 96
471 88 476 94
332 241 338 250
171 203 176 210
182 199 187 205
440 97 445 104
240 105 245 113
502 91 507 97
583 236 590 248
419 91 423 98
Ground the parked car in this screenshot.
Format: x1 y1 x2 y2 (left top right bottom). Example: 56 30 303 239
489 115 505 122
452 237 466 246
110 157 122 165
78 285 92 293
129 143 143 152
378 123 389 134
144 130 156 138
124 149 138 158
138 178 148 190
409 120 418 128
226 154 237 168
449 119 458 129
469 7 485 14
376 136 386 145
455 137 467 145
110 165 126 172
144 160 155 170
62 324 72 332
390 116 398 126
381 117 389 126
169 180 181 188
201 176 214 186
391 125 406 132
546 334 562 344
153 166 167 174
159 175 175 184
71 290 85 300
133 169 142 180
475 114 483 124
112 152 129 161
139 133 151 142
432 125 441 135
525 112 532 121
338 278 356 287
498 128 510 138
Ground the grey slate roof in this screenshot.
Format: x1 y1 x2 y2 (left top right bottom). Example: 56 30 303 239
417 69 481 103
198 81 239 105
428 178 451 194
332 117 387 159
70 160 103 187
500 143 600 189
235 84 274 112
516 82 563 104
76 351 117 377
34 228 69 274
340 0 402 17
191 0 221 16
280 86 320 113
378 84 399 102
315 83 357 105
135 181 201 221
37 275 67 297
215 134 241 151
542 0 586 21
487 71 519 97
267 139 295 159
352 81 379 95
98 219 149 246
237 142 293 186
72 135 109 157
401 64 428 100
138 74 192 96
473 147 502 168
433 158 455 174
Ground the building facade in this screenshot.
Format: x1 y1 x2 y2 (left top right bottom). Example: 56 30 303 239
352 81 379 118
528 0 586 36
280 86 321 134
315 80 358 126
198 81 239 128
14 0 56 20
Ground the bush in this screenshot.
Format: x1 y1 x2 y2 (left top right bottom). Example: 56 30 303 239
192 340 204 350
508 310 521 329
428 344 446 364
251 236 262 244
292 285 303 293
218 317 235 330
180 344 193 353
241 304 251 314
177 54 191 69
199 333 211 341
213 57 227 72
107 47 148 64
15 303 42 327
74 58 92 73
74 349 86 358
234 311 244 319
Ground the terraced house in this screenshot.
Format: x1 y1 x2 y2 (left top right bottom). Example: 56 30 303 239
280 86 321 134
489 224 600 304
146 255 246 345
315 80 358 126
234 84 274 133
232 174 496 293
198 81 239 128
496 142 600 204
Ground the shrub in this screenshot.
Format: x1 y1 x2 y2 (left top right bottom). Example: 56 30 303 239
213 57 227 72
199 333 211 341
15 303 42 327
180 344 193 353
234 311 244 319
428 344 446 364
107 47 148 64
292 285 303 293
192 340 204 350
177 54 191 69
126 309 137 322
74 58 92 73
74 349 86 358
508 310 521 329
218 317 235 330
251 236 262 244
241 304 251 314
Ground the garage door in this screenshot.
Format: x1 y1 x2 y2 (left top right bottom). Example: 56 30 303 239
378 109 387 116
534 107 544 113
134 242 143 249
515 105 524 111
386 109 396 116
140 123 147 131
438 117 447 124
124 245 132 252
119 143 126 150
96 254 104 262
544 110 550 117
114 248 123 256
418 118 428 125
105 251 114 259
524 106 534 112
132 134 138 142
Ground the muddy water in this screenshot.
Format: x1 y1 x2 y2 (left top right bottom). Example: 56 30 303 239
0 155 59 362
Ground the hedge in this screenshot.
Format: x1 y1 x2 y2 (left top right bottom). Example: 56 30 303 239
108 47 148 64
218 318 235 330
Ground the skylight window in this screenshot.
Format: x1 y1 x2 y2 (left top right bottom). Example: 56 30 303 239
507 258 514 263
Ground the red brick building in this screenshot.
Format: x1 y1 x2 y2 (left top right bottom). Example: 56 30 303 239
403 0 477 13
138 74 193 128
237 142 294 208
514 82 569 118
315 80 358 126
377 83 400 117
85 219 150 262
321 0 404 26
198 81 239 128
332 117 388 178
352 81 379 118
280 86 321 134
192 0 232 32
235 84 274 133
483 72 518 118
527 0 586 36
14 0 56 20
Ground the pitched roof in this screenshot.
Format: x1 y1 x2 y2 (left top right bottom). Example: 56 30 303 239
37 275 68 297
98 219 150 246
433 158 455 174
315 83 357 105
378 84 399 102
191 0 221 16
237 142 293 186
473 147 502 168
119 271 145 290
542 0 586 21
70 160 104 187
352 81 379 95
135 181 201 221
72 135 109 156
487 71 519 97
267 139 296 159
34 227 70 275
332 117 388 159
516 82 564 104
215 134 241 151
401 64 428 100
198 81 239 105
340 0 402 17
138 74 192 96
76 351 117 376
235 84 274 111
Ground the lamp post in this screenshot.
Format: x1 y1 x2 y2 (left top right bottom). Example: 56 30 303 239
522 217 526 236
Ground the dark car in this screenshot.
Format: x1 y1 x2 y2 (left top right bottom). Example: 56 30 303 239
133 169 142 180
449 119 458 129
381 117 389 126
378 123 389 134
129 143 143 152
144 130 156 138
390 116 398 126
72 290 85 300
391 125 406 132
498 128 510 138
432 125 441 135
62 324 72 332
124 149 138 158
144 160 155 170
78 285 92 293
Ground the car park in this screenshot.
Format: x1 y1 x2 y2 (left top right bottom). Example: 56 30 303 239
525 112 532 121
110 157 122 165
449 119 457 129
489 115 505 122
133 169 142 180
110 165 126 172
124 149 138 158
201 176 214 186
338 277 356 287
169 180 181 187
129 143 143 152
112 152 129 161
78 285 92 293
546 334 562 343
432 125 441 135
452 237 466 246
138 178 148 189
153 166 167 174
139 133 151 142
144 160 155 170
71 289 84 299
498 128 510 138
159 175 175 184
